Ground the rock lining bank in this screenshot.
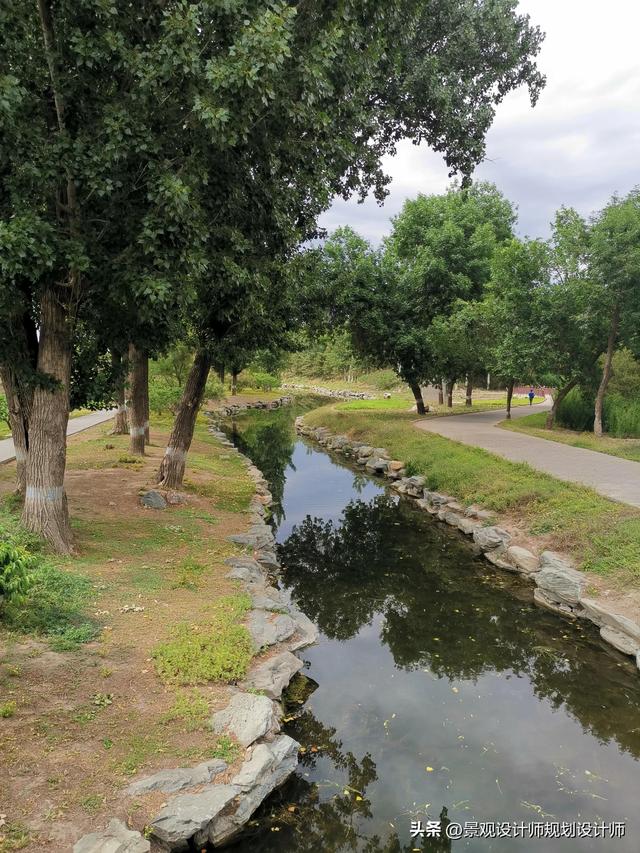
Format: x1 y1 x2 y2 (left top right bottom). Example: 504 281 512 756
74 422 317 853
281 382 373 399
209 394 293 418
296 417 640 676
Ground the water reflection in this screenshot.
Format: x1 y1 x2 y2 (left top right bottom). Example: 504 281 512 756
224 408 640 852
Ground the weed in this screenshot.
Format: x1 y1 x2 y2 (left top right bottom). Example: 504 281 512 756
0 700 16 718
80 794 104 815
209 734 240 763
99 666 113 678
171 557 206 591
153 593 253 685
91 692 113 707
113 734 167 776
161 689 209 731
0 821 30 851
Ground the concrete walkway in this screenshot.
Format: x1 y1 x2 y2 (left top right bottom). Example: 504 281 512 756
416 400 640 508
0 410 115 465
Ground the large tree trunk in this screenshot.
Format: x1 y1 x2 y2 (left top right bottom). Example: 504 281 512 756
231 370 238 397
22 288 73 553
111 350 129 435
465 377 473 407
157 349 211 489
0 366 31 495
217 365 225 384
447 380 454 408
594 304 620 438
409 382 427 415
437 385 444 405
142 353 150 445
128 344 147 455
505 379 515 419
545 378 578 430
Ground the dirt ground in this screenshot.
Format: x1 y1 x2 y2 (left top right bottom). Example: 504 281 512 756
0 415 257 851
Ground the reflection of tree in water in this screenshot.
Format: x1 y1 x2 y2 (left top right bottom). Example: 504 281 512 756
278 495 640 759
228 707 452 853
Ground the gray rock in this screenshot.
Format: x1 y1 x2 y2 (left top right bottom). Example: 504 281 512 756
208 736 300 847
365 457 388 474
211 693 279 747
357 446 374 458
445 500 464 513
251 587 288 612
456 516 480 536
533 588 577 618
227 533 257 546
484 550 516 571
256 550 279 569
248 609 296 649
600 626 640 657
74 819 150 853
226 561 264 584
473 526 512 552
405 475 426 488
505 546 539 574
423 491 450 506
242 651 303 699
288 609 319 651
580 598 640 642
150 785 239 851
141 490 167 510
127 760 227 796
443 511 462 527
533 553 586 605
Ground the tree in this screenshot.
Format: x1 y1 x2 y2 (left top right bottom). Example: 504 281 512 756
590 189 640 436
486 238 549 418
1 1 544 550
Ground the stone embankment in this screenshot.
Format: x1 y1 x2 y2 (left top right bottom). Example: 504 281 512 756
281 382 373 399
296 417 640 676
74 425 317 853
209 395 293 418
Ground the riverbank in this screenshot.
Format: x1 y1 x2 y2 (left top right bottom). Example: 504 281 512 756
0 403 312 851
300 403 640 643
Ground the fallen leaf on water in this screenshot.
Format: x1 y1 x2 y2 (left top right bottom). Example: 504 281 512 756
425 766 434 773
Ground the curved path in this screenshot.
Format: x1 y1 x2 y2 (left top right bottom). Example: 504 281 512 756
0 410 114 465
416 400 640 508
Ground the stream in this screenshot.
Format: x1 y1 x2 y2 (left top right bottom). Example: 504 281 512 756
222 402 640 852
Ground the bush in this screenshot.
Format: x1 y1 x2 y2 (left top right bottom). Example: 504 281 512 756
556 387 640 438
148 378 182 415
0 393 9 428
0 544 36 613
204 376 224 401
237 371 279 392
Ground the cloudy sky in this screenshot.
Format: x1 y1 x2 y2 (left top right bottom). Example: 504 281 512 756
319 0 640 243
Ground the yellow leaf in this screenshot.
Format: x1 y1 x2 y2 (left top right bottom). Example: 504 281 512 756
425 766 434 772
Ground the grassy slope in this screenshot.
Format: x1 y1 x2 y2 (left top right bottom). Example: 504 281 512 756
0 411 259 847
303 401 640 585
500 411 640 463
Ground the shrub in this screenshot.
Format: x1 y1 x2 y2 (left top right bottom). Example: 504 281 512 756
557 388 640 438
556 388 595 432
0 544 36 614
148 379 182 415
204 376 224 401
0 393 9 428
237 371 279 392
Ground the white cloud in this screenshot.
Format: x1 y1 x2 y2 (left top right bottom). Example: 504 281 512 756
319 0 640 243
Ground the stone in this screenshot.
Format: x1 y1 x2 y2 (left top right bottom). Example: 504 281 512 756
533 552 586 605
74 819 150 853
505 546 539 574
248 609 296 649
600 626 640 657
288 609 319 651
533 588 576 618
443 511 461 527
211 693 279 747
580 598 640 643
456 517 479 536
256 550 279 569
242 651 303 699
473 526 512 552
208 736 300 847
356 446 374 458
127 760 227 796
365 457 388 474
227 533 257 546
423 491 450 506
141 490 167 510
445 500 464 512
226 561 264 584
405 475 426 488
150 785 239 851
165 491 188 506
251 587 288 612
388 460 405 472
484 550 516 571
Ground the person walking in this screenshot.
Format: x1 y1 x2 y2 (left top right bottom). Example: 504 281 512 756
528 387 535 405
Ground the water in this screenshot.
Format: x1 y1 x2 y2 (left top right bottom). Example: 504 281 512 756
223 404 640 852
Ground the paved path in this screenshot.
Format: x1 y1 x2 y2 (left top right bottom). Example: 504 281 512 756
416 401 640 508
0 410 115 465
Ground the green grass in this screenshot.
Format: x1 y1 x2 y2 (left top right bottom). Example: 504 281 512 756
337 395 544 413
303 403 640 584
501 412 640 463
152 592 254 685
161 689 210 732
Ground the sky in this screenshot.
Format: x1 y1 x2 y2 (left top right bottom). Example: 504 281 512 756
318 0 640 244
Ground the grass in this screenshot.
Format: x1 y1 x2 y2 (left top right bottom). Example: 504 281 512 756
303 402 640 584
152 592 254 685
501 411 640 463
161 689 210 731
337 395 544 413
